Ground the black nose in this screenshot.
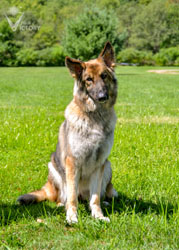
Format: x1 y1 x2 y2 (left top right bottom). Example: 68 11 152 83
98 91 109 103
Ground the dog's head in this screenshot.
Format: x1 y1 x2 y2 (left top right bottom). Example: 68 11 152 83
65 42 117 111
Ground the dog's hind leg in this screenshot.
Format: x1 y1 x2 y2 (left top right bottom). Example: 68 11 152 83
106 182 118 199
101 160 118 199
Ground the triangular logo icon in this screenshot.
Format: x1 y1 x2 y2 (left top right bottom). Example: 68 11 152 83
5 12 24 32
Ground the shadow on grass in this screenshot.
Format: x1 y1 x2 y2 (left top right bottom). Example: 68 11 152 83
0 202 65 226
103 192 177 219
0 192 177 226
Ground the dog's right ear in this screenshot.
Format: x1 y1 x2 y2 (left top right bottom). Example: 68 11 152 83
65 57 85 79
99 42 115 69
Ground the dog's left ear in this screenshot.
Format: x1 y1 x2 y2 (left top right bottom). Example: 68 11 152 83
99 42 115 69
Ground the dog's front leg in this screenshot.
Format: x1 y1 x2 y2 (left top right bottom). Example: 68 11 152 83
89 164 110 222
65 156 79 224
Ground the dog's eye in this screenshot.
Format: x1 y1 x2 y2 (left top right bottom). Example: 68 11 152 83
86 77 93 82
101 73 107 80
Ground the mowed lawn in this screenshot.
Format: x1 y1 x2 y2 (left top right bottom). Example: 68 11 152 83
0 66 179 249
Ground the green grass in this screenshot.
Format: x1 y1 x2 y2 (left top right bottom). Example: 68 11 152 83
0 66 179 249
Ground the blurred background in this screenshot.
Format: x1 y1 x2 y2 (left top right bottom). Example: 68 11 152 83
0 0 178 67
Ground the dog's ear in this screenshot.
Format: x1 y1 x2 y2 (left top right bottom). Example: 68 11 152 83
99 42 115 69
65 57 85 79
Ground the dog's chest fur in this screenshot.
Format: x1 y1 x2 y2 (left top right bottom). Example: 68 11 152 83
65 101 116 178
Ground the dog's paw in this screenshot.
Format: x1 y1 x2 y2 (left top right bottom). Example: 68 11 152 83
66 213 78 224
99 216 110 222
92 213 110 222
66 207 78 224
91 208 110 222
56 202 64 207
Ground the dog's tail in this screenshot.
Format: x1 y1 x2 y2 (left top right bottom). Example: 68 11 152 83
17 179 58 205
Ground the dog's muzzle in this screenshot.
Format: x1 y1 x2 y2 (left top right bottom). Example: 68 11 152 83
98 91 109 103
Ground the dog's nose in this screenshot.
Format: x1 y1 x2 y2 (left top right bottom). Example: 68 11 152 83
98 91 109 103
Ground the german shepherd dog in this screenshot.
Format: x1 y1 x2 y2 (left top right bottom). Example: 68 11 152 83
18 42 118 223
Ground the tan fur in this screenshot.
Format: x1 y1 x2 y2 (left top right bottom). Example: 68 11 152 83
85 58 105 76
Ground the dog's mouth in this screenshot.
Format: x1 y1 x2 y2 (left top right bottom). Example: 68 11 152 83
98 98 108 104
98 94 109 103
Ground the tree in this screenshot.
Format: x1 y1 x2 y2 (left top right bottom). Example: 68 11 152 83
116 2 141 48
129 0 170 53
164 1 179 48
62 8 121 61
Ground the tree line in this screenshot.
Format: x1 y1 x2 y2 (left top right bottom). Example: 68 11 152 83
0 0 178 66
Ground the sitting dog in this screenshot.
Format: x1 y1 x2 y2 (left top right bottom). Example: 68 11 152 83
18 42 118 223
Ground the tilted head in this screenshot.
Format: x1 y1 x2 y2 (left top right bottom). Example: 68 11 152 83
65 42 118 112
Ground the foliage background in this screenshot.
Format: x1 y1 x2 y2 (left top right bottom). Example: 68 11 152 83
0 0 178 66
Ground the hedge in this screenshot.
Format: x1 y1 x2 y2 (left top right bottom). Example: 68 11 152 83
117 47 179 66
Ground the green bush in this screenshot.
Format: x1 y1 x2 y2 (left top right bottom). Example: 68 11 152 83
15 45 66 66
36 45 66 66
62 8 121 61
174 58 179 66
0 42 9 66
0 41 21 66
33 25 57 50
16 48 38 66
117 48 154 65
154 47 179 66
0 20 14 42
0 21 19 66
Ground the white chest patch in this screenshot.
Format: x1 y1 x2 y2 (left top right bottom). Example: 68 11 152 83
68 123 114 178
